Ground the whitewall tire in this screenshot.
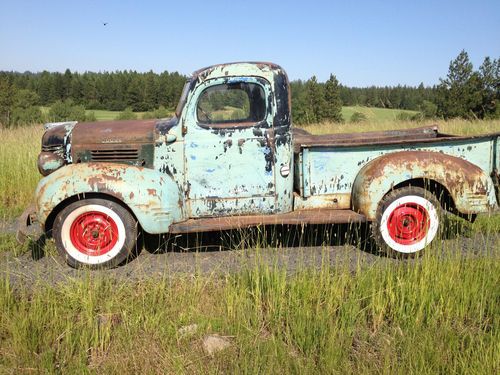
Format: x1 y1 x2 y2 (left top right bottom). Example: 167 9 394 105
53 198 137 269
373 187 442 257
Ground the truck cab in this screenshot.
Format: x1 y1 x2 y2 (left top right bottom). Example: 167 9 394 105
24 62 500 268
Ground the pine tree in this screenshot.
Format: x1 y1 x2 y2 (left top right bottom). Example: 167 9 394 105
126 76 146 111
436 50 483 119
479 57 500 119
62 69 73 100
324 74 343 122
306 76 327 123
0 75 16 126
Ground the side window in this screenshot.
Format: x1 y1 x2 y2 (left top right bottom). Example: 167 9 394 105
197 82 266 125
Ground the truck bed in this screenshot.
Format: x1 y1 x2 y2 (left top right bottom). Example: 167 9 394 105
292 125 499 152
292 125 500 213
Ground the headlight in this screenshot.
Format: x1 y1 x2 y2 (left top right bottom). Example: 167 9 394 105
38 152 65 176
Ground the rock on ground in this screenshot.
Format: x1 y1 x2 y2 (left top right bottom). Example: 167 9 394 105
202 335 231 356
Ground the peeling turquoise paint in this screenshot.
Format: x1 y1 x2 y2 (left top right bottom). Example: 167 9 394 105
33 62 500 237
36 163 182 233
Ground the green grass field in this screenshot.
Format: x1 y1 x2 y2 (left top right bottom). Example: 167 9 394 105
41 107 146 121
90 106 416 123
1 114 499 373
86 109 122 121
0 243 498 373
342 105 418 122
41 105 418 123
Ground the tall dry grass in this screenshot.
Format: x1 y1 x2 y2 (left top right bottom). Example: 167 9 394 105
301 118 500 136
0 126 43 219
0 235 499 373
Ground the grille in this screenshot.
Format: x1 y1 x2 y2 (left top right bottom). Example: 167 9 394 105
90 149 139 162
42 144 63 152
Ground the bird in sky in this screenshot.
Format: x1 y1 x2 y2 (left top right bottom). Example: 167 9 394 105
102 21 108 26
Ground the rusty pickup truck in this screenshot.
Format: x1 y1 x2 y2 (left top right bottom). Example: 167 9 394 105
20 62 500 268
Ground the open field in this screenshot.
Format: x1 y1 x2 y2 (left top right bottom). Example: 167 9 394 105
40 107 146 121
87 109 128 121
0 116 499 373
341 105 418 122
302 117 500 136
41 105 417 123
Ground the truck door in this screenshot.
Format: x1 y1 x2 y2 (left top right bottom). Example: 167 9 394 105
184 76 277 218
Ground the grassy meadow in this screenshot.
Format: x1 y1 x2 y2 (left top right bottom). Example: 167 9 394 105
0 113 499 373
40 107 147 122
1 243 499 373
40 105 419 123
341 105 417 122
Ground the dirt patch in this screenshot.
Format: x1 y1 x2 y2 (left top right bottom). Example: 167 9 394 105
0 226 498 288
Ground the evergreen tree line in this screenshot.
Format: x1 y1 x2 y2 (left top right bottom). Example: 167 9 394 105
0 50 498 128
292 51 498 123
1 69 186 111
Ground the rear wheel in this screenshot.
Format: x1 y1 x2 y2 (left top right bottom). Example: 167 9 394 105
373 187 441 257
53 198 137 269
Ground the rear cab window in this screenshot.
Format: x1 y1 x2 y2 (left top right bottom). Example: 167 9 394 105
196 82 267 127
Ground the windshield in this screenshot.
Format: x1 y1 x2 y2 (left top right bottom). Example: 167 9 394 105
175 80 192 118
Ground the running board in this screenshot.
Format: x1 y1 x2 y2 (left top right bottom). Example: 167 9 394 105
169 209 366 234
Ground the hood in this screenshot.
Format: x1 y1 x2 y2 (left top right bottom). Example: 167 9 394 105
71 119 157 146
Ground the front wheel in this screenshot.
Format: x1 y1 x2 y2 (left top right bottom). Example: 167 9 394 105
53 198 138 269
372 187 441 257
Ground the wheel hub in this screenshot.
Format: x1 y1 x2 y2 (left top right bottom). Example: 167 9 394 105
69 211 119 256
387 203 430 245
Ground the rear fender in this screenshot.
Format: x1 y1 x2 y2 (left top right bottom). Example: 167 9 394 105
35 163 184 234
352 151 497 220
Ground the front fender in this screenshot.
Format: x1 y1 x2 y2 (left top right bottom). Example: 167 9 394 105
352 151 497 220
35 163 184 234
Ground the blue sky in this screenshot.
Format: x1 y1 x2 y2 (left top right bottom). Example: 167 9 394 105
0 0 499 86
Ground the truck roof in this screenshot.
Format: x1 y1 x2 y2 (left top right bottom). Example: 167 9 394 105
192 61 285 81
192 62 291 129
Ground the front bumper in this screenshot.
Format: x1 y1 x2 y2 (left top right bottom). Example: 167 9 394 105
16 204 40 244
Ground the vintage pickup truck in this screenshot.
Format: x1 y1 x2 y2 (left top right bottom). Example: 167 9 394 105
19 62 500 268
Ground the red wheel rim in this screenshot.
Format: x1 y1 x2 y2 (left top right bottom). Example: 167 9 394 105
69 211 119 256
387 203 430 245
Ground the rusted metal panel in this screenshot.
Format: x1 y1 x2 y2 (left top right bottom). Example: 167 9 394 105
181 71 293 217
293 125 500 152
169 209 366 233
293 125 439 152
72 120 157 168
38 152 65 176
72 120 156 145
294 193 351 210
35 163 183 233
300 136 497 215
351 150 497 220
41 121 78 163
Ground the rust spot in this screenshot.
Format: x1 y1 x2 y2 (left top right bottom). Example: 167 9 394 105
169 209 366 233
293 126 440 153
147 188 157 196
72 119 156 146
223 139 232 152
353 149 493 217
